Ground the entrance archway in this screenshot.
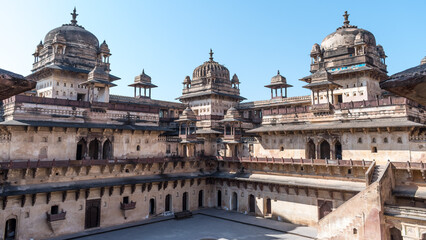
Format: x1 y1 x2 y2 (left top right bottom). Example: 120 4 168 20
318 200 332 220
89 139 100 160
102 139 112 160
231 192 238 211
306 139 316 159
165 194 172 212
182 192 188 211
198 190 204 208
76 139 86 160
320 140 331 159
4 218 16 240
249 194 255 213
217 190 222 207
335 141 342 160
389 227 403 240
149 198 155 215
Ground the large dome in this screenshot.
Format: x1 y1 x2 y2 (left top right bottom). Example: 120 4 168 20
321 27 376 51
44 25 99 48
193 49 230 80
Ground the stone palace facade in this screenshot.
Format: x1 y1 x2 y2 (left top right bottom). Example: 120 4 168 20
0 9 425 240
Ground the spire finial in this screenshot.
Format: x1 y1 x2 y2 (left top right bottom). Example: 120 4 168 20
71 7 78 25
343 11 350 26
277 70 280 75
209 49 214 61
142 69 145 74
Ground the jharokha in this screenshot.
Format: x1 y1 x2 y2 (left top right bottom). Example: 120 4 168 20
0 9 425 240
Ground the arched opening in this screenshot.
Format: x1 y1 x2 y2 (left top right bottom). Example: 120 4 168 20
231 192 238 211
266 198 271 214
249 194 255 213
198 190 204 208
165 194 172 212
320 140 331 159
102 139 112 160
225 125 231 135
76 139 86 160
149 198 155 215
182 192 188 211
389 227 403 240
217 190 222 207
88 139 100 160
306 139 316 159
421 233 426 240
335 141 342 160
4 218 16 240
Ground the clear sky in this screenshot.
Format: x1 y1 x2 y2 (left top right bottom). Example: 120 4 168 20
0 0 425 102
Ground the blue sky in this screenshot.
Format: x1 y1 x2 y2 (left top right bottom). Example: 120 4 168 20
0 0 425 102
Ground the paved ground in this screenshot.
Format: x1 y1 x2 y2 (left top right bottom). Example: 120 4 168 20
58 209 317 240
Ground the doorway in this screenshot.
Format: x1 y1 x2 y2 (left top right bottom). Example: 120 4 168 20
389 227 403 240
198 190 204 208
318 200 333 220
306 139 316 159
249 194 255 213
320 140 331 159
335 141 342 160
165 194 172 212
4 218 16 240
76 139 86 160
149 198 155 215
266 198 271 215
231 192 238 211
89 139 100 160
217 190 222 207
102 139 112 160
182 192 188 211
85 199 101 229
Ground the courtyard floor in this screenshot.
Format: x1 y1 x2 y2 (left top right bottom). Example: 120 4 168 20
53 209 317 240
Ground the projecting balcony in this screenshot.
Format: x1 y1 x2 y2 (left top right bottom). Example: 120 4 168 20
120 201 136 210
179 133 197 142
310 103 332 113
46 211 66 222
223 134 242 142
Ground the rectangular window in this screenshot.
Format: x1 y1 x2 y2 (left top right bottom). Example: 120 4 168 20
123 196 129 204
51 205 59 215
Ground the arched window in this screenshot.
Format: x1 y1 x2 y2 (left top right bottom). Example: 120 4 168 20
76 139 87 160
89 139 100 160
198 190 204 208
149 198 155 215
248 194 255 213
335 141 342 160
358 138 363 144
136 145 140 151
182 192 188 211
397 137 402 144
306 139 316 159
372 138 376 143
384 137 388 143
102 139 112 160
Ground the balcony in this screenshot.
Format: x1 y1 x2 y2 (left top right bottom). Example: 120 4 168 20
311 103 332 113
46 211 66 222
223 134 242 142
120 201 136 210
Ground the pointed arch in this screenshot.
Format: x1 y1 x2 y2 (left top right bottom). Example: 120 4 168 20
102 139 112 160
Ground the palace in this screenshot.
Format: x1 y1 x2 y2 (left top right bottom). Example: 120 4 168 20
0 9 425 240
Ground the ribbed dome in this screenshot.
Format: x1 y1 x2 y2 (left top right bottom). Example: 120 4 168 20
44 25 99 48
321 27 376 51
192 49 229 80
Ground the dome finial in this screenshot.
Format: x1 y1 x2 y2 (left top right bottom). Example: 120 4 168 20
71 7 78 25
277 70 280 75
343 11 350 26
209 48 214 61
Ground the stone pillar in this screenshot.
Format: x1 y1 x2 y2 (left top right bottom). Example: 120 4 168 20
270 89 273 99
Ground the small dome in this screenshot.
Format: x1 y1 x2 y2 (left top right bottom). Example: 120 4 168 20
179 107 197 121
88 64 109 81
310 43 321 56
376 45 386 58
225 107 240 119
231 74 239 84
134 69 151 83
99 40 110 53
421 56 426 65
183 76 191 84
193 49 230 80
271 70 287 84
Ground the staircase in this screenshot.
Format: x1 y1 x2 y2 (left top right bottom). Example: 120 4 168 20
370 165 386 183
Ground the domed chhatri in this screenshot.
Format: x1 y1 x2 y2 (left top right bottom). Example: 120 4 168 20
309 11 387 75
265 70 293 99
32 8 107 73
